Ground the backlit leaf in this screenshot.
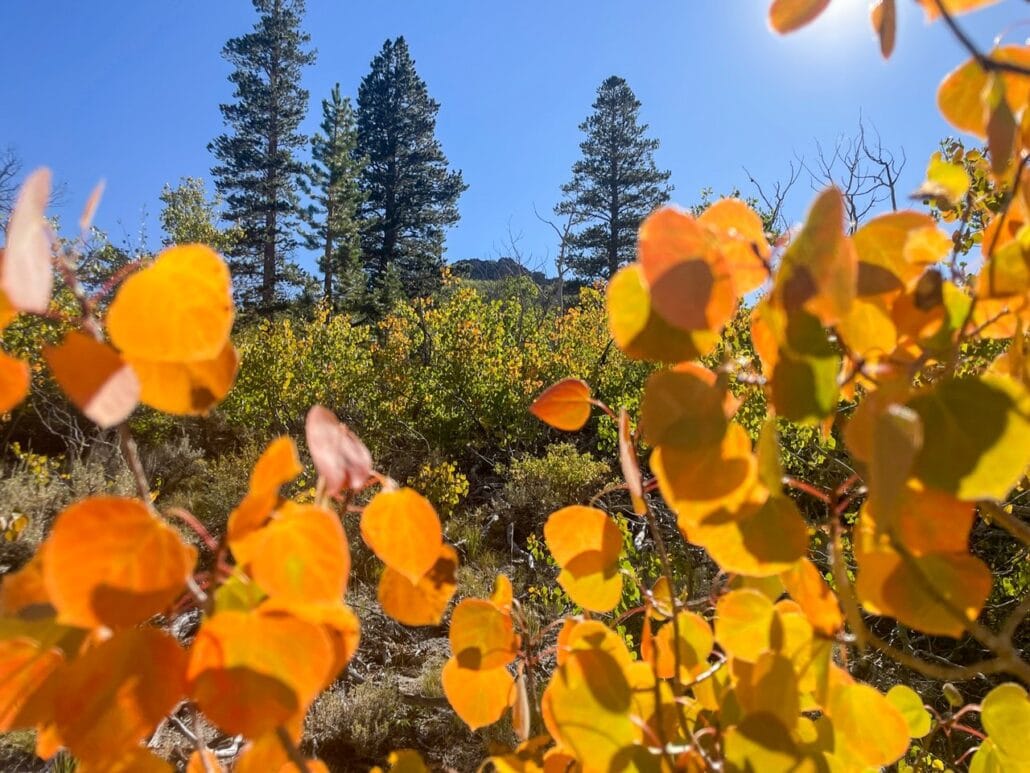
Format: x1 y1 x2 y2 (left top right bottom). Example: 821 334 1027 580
378 544 458 626
2 168 53 314
529 378 592 431
54 628 186 765
107 244 233 363
228 436 303 555
698 197 771 294
773 187 856 325
871 0 896 58
723 714 806 772
979 683 1030 768
449 598 518 670
43 496 197 629
938 46 1030 138
887 684 932 738
0 350 30 413
247 504 349 603
544 505 623 612
0 636 63 731
129 341 238 416
639 206 737 334
780 559 842 637
441 657 514 731
715 589 778 663
769 0 830 33
828 684 909 767
607 263 717 362
361 488 442 583
187 609 334 736
43 331 140 428
305 405 372 496
907 375 1030 501
647 611 713 680
640 364 730 448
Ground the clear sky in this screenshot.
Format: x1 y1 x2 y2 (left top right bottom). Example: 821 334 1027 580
0 1 1018 276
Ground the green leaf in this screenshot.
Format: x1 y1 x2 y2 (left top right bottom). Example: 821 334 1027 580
886 684 932 738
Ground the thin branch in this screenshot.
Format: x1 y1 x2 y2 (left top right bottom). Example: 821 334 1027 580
933 0 1030 77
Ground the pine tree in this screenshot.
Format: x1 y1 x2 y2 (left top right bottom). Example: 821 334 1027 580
557 76 672 280
302 84 365 310
355 37 467 301
209 0 316 311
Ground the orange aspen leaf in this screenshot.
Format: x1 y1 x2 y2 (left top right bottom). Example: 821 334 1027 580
697 197 771 294
529 378 592 431
129 341 238 416
378 544 458 626
43 331 140 428
769 0 830 33
870 0 896 58
42 497 197 629
360 487 442 583
780 558 843 637
53 628 187 766
227 436 303 555
441 657 515 731
0 349 30 413
187 610 334 737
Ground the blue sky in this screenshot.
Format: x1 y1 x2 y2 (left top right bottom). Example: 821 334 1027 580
0 1 1016 276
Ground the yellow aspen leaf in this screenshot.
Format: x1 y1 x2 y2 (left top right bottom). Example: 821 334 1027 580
606 263 717 362
836 296 898 361
529 378 592 431
129 341 238 416
541 637 639 771
773 187 856 325
228 436 303 557
441 656 514 731
187 609 334 736
378 544 458 626
907 375 1030 501
247 504 349 603
683 494 808 578
917 156 971 207
647 611 713 680
544 505 623 613
780 559 842 637
714 589 778 663
375 749 431 773
0 349 30 413
977 225 1030 299
305 405 372 496
977 683 1030 769
723 714 807 772
107 244 233 363
886 685 932 738
43 496 197 629
640 364 730 448
43 331 140 428
871 0 896 58
729 574 785 602
488 736 553 772
938 46 1030 138
768 0 830 33
756 417 783 493
449 598 519 670
54 628 187 766
639 206 737 334
735 653 800 729
361 487 442 583
827 684 910 767
490 574 514 612
649 576 675 621
1 168 53 314
855 509 991 637
697 197 771 294
653 422 757 525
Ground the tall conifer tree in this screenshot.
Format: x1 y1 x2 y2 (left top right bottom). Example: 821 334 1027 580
355 37 466 300
209 0 316 310
557 76 672 280
302 84 364 310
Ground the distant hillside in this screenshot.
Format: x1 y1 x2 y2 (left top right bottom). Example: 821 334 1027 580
450 257 548 284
